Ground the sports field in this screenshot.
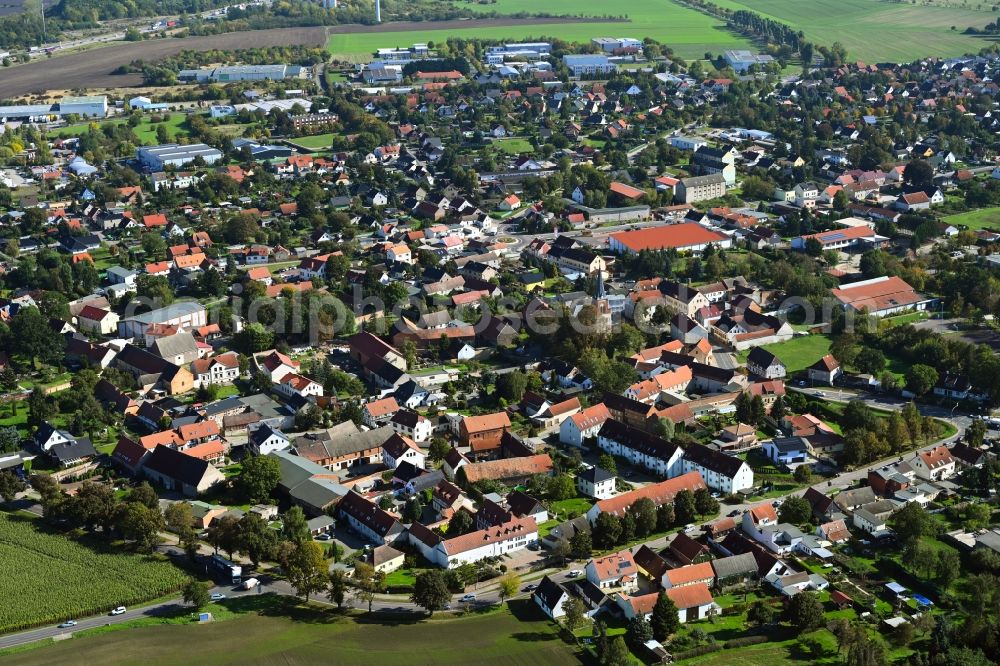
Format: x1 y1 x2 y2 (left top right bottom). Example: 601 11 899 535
327 0 753 61
711 0 996 62
5 603 581 666
943 206 1000 232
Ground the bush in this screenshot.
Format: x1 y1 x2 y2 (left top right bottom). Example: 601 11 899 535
723 602 747 616
724 635 769 649
673 644 723 660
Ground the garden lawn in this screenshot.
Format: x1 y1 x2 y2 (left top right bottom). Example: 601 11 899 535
943 207 1000 232
327 0 753 61
548 497 593 521
5 601 580 666
737 334 831 374
494 138 535 154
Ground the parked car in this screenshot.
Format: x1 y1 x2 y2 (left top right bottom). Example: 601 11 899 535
316 533 332 541
110 607 126 616
567 570 583 578
58 620 77 628
210 593 226 601
460 594 476 602
522 584 538 592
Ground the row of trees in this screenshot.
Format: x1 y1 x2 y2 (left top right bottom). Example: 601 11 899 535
590 489 719 551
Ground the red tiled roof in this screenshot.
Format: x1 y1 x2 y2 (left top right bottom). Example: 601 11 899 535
610 223 727 252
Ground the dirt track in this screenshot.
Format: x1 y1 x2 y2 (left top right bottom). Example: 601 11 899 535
0 16 616 98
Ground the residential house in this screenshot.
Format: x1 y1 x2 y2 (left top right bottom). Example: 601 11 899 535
337 490 405 545
577 466 616 499
586 550 640 592
141 445 225 497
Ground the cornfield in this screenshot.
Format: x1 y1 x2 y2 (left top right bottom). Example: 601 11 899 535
0 513 187 632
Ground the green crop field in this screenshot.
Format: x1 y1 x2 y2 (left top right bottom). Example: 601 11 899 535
6 602 581 666
327 0 753 60
0 513 187 633
328 0 998 63
944 206 1000 231
711 0 997 62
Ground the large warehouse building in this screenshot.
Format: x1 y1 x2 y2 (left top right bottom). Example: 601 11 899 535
0 95 108 121
136 143 224 171
831 276 935 317
608 222 732 255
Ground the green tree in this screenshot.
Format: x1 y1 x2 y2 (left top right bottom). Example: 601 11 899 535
11 307 65 366
563 595 586 633
353 561 386 612
626 615 653 644
629 497 657 537
651 417 675 442
281 540 328 601
570 528 593 558
182 578 211 610
208 514 241 558
120 478 155 508
448 509 474 535
693 488 719 517
650 590 679 640
597 453 617 477
747 600 776 627
906 364 939 396
328 570 348 609
793 464 813 484
656 504 675 532
593 512 622 549
547 474 576 501
411 570 452 614
674 489 697 525
281 506 310 544
604 637 634 666
495 370 529 403
239 512 278 567
428 437 451 463
778 496 812 525
498 571 520 604
888 502 936 548
119 501 164 552
785 591 824 631
0 469 27 501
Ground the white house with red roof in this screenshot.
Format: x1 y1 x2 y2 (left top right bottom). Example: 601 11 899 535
911 446 956 482
255 350 300 382
586 550 639 592
274 372 323 399
76 305 119 335
559 402 612 447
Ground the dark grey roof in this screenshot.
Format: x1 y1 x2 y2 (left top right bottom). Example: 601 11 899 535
48 438 96 463
683 444 748 479
143 445 212 486
534 575 568 610
711 552 758 579
578 465 615 484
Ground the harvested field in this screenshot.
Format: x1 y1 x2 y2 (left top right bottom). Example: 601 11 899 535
0 26 328 99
